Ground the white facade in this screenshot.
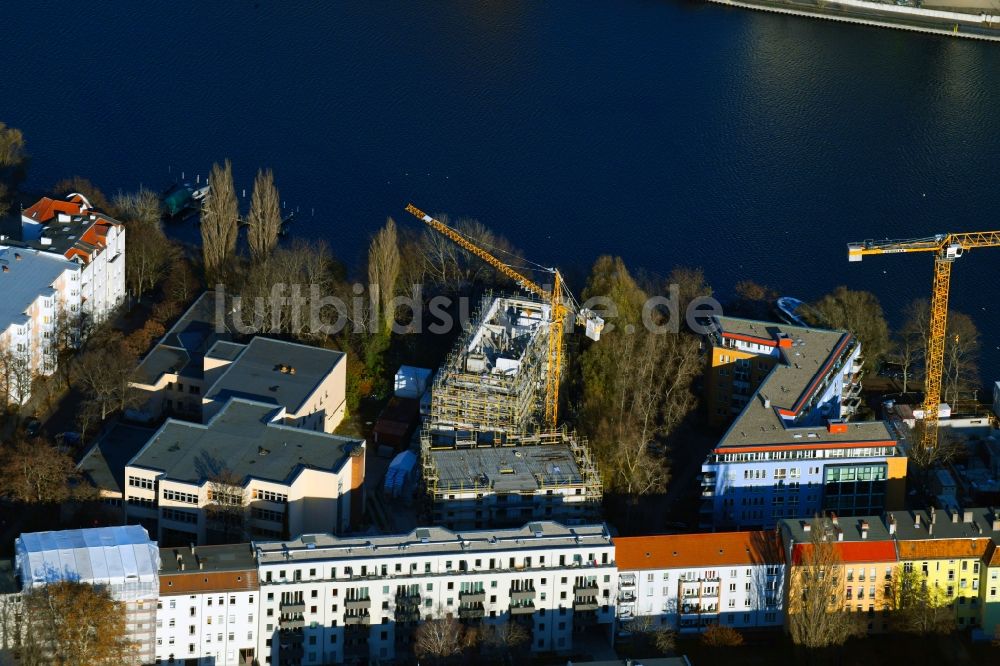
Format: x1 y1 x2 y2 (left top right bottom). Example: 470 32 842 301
253 522 615 665
616 533 785 635
155 582 258 666
0 246 81 404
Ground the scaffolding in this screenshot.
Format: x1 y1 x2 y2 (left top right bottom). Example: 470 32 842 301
419 426 603 529
427 295 551 434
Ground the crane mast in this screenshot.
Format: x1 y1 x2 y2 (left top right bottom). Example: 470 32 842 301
405 203 601 429
848 231 1000 454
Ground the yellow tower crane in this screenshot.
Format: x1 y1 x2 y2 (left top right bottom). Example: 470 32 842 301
405 203 604 429
848 231 1000 452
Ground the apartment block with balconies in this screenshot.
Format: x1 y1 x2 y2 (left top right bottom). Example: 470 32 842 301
615 531 784 636
253 521 616 665
700 316 905 530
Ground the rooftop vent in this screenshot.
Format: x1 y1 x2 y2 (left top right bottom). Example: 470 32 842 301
13 253 20 261
258 447 270 456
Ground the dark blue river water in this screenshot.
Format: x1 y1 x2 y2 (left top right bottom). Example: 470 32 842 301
3 1 999 376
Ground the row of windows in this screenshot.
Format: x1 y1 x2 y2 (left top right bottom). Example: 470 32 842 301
163 489 199 504
128 476 154 489
162 508 198 524
710 447 895 464
253 489 288 503
251 507 284 523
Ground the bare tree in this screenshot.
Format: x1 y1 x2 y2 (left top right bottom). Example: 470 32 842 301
479 620 529 663
889 566 956 634
415 215 523 291
893 299 926 394
0 437 78 504
368 217 401 332
809 287 890 373
20 581 136 666
204 467 249 545
700 624 744 647
788 515 864 648
75 339 140 419
0 348 33 407
414 610 473 664
200 159 239 283
115 188 176 299
246 168 282 263
53 177 112 213
941 311 980 406
0 121 27 218
907 420 966 469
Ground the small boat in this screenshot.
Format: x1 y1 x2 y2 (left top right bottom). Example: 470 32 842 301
775 296 810 327
191 185 211 201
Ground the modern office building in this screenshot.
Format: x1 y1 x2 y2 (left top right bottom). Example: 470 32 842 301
253 522 616 665
615 531 785 634
131 292 347 433
14 525 160 664
124 398 365 546
700 316 907 529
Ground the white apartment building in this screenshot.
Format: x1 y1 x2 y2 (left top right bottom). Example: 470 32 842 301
124 398 366 547
155 544 260 666
615 531 785 634
14 526 161 665
253 522 616 665
0 245 81 403
21 193 125 323
131 292 347 433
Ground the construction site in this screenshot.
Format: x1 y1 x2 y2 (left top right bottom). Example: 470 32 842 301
420 427 603 530
427 294 552 434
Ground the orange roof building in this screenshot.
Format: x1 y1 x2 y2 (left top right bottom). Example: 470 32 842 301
615 531 785 634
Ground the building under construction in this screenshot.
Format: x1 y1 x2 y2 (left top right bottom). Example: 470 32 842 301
428 295 550 434
420 428 603 530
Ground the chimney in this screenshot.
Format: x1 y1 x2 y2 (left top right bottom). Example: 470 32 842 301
889 514 897 536
190 543 196 555
993 510 1000 532
952 510 959 524
13 253 20 261
199 559 205 570
288 366 296 375
963 509 973 524
803 522 811 533
914 513 921 528
860 520 869 539
928 522 933 536
930 507 937 524
831 513 839 527
837 527 844 541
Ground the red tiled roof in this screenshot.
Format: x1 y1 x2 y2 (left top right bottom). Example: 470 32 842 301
22 197 83 222
792 541 897 565
616 531 783 570
897 538 990 560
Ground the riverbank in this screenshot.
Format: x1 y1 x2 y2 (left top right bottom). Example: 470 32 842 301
707 0 1000 41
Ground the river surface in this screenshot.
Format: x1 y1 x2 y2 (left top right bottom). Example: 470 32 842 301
3 1 999 379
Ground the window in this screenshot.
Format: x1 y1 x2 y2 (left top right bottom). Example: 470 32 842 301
163 508 198 524
252 489 288 503
128 476 154 490
163 489 199 504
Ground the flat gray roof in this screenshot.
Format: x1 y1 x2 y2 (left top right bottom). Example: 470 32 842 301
429 444 583 492
0 246 78 330
204 336 345 413
78 422 158 494
711 316 896 449
128 398 363 486
781 513 893 544
888 507 1000 542
253 521 612 564
159 543 257 574
135 291 230 383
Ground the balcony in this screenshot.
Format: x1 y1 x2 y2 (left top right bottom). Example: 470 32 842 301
619 591 636 603
701 487 715 498
510 602 536 615
510 588 536 602
344 613 371 625
619 574 636 587
573 598 600 612
395 608 421 623
278 616 305 629
574 582 600 597
278 631 304 645
345 597 371 610
459 590 486 603
279 601 305 613
458 604 486 620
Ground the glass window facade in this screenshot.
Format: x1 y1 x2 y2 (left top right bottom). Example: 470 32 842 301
822 463 887 514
